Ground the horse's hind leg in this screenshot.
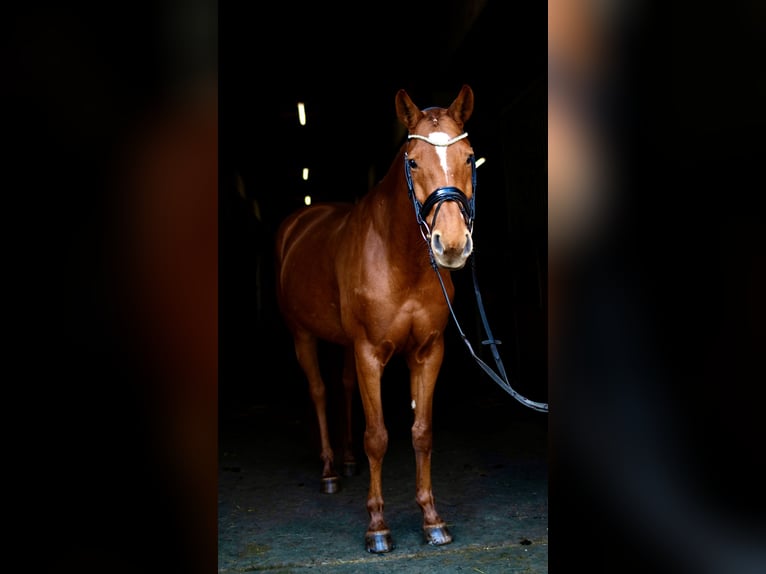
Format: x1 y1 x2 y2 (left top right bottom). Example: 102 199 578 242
341 346 358 476
293 332 339 493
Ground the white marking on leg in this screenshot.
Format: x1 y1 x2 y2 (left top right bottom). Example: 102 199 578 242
411 399 416 410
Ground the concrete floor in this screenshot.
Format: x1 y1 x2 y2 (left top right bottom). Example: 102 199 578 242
218 372 548 573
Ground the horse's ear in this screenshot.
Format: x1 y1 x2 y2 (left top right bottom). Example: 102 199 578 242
447 84 474 126
395 89 424 131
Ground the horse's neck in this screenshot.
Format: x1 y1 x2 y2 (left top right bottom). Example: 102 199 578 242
363 154 434 274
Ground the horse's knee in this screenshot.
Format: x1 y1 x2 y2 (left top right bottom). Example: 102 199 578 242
411 421 432 451
307 380 326 403
364 426 388 458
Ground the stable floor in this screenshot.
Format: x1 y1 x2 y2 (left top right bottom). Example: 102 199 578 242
218 374 548 574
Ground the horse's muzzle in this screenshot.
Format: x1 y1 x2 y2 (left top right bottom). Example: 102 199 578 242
431 231 473 269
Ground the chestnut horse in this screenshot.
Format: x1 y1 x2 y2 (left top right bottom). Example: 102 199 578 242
274 85 476 553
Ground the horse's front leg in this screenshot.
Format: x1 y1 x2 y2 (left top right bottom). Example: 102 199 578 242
408 340 453 546
356 341 394 553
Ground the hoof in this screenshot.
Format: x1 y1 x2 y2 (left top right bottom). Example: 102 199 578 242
365 529 394 553
320 476 340 494
423 523 453 546
343 461 357 477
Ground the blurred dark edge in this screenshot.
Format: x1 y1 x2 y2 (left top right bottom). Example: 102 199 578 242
550 2 766 573
7 2 217 573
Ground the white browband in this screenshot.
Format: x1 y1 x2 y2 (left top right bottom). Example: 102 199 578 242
407 132 468 146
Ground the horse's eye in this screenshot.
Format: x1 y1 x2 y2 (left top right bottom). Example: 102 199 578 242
466 156 474 165
408 159 418 169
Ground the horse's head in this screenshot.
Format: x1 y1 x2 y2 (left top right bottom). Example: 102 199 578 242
396 84 476 270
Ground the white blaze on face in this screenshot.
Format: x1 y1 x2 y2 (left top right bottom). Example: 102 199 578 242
428 131 452 180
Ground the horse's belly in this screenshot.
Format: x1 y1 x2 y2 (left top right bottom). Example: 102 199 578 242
280 277 345 342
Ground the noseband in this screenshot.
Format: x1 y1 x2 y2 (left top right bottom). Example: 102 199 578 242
404 132 477 241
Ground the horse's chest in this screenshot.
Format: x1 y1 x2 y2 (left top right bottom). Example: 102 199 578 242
343 284 447 344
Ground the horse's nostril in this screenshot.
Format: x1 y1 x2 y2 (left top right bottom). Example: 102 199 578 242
431 232 444 255
463 234 473 257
